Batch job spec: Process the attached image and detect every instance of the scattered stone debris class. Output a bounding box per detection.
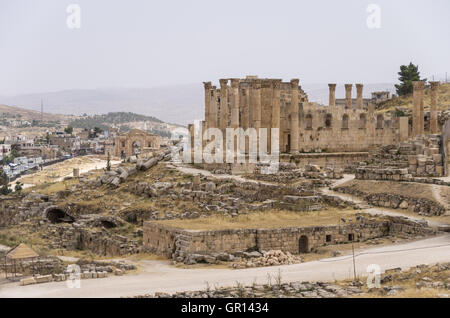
[231,250,303,269]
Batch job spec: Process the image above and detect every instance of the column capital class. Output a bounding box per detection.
[251,79,261,89]
[261,79,272,88]
[429,81,440,89]
[219,79,228,87]
[290,79,299,87]
[355,83,363,89]
[328,83,336,89]
[203,81,212,89]
[413,81,425,89]
[344,84,353,90]
[272,79,282,89]
[230,78,240,88]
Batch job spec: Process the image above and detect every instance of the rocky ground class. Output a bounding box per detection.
[136,262,450,298]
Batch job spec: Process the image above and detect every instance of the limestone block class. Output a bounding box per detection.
[429,148,440,155]
[399,201,409,209]
[436,166,443,176]
[408,156,418,165]
[432,154,442,164]
[35,275,53,284]
[417,158,426,167]
[20,277,37,286]
[425,165,435,173]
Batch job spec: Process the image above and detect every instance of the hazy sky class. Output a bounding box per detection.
[1,0,449,95]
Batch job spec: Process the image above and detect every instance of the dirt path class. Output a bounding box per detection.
[10,156,121,189]
[1,234,448,298]
[320,175,449,228]
[431,184,450,211]
[168,163,277,186]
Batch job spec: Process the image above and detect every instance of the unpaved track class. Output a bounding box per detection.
[0,234,449,298]
[322,175,449,228]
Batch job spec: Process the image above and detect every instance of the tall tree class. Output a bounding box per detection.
[394,62,426,96]
[64,126,73,134]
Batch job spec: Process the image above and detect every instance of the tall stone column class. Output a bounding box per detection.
[413,81,425,137]
[250,80,261,155]
[271,79,282,153]
[230,79,240,129]
[430,81,439,134]
[209,86,218,128]
[251,80,262,130]
[290,79,299,153]
[219,79,229,131]
[345,84,352,109]
[356,84,363,110]
[203,82,211,128]
[328,83,336,107]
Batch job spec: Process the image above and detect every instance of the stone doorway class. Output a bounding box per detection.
[286,134,291,153]
[299,235,309,253]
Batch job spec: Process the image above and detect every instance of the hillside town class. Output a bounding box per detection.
[0,112,172,185]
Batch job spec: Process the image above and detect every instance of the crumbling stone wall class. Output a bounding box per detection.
[143,216,434,259]
[335,186,446,216]
[356,135,445,179]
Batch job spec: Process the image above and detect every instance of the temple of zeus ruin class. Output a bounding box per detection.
[193,76,441,155]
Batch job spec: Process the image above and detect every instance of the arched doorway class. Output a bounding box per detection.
[299,235,309,253]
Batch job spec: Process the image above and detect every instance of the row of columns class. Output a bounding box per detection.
[203,78,300,154]
[328,83,364,109]
[413,81,440,137]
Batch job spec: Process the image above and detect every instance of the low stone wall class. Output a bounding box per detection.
[335,186,446,216]
[143,216,435,260]
[355,167,450,186]
[281,152,369,169]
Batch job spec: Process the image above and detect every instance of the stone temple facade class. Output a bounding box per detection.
[195,76,415,154]
[113,129,160,159]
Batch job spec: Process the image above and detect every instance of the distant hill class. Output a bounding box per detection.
[0,83,396,125]
[0,104,73,123]
[68,112,163,130]
[0,85,203,126]
[377,83,450,113]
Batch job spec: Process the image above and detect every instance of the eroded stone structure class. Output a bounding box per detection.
[143,216,435,260]
[113,129,160,158]
[199,76,410,154]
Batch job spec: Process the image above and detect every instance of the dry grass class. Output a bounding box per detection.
[378,82,450,113]
[0,224,50,254]
[155,208,363,231]
[17,155,117,187]
[337,179,435,201]
[352,268,450,298]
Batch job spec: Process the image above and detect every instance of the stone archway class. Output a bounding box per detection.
[44,206,75,224]
[299,235,309,253]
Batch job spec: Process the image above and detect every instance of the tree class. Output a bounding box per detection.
[64,126,73,134]
[14,182,23,193]
[0,168,11,195]
[394,62,426,96]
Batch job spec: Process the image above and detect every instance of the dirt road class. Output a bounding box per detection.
[1,234,449,298]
